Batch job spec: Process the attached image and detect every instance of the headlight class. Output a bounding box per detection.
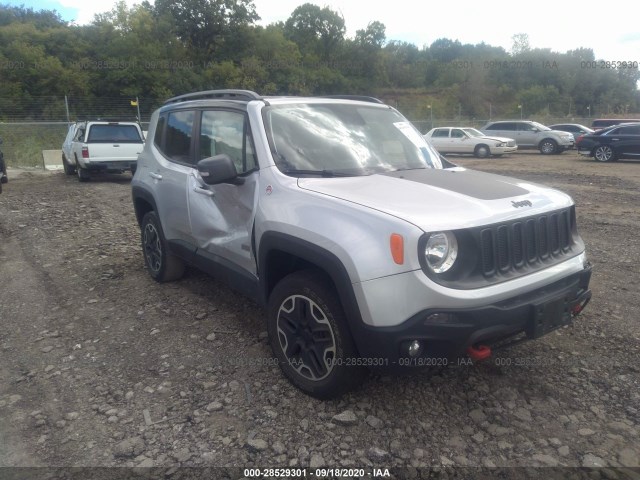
[424,231,458,273]
[496,142,505,147]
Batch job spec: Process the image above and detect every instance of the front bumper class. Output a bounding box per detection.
[350,265,591,367]
[493,145,518,155]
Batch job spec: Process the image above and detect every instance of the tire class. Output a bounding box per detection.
[474,144,490,158]
[539,139,558,155]
[62,154,76,175]
[593,145,615,162]
[267,270,365,399]
[140,211,185,282]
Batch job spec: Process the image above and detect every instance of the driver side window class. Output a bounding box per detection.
[199,110,257,174]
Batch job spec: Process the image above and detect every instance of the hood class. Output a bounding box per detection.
[550,129,575,137]
[480,135,515,143]
[298,167,573,232]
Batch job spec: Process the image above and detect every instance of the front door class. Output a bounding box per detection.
[187,109,259,276]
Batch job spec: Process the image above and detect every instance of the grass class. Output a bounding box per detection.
[0,123,69,168]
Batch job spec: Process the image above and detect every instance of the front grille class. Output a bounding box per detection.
[506,141,516,147]
[479,208,575,277]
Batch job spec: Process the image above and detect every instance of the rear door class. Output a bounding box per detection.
[427,128,450,151]
[150,110,195,244]
[485,122,516,142]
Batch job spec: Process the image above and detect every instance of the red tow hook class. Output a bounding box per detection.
[571,291,592,317]
[467,344,492,361]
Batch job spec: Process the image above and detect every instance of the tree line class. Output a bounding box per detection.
[1,0,639,122]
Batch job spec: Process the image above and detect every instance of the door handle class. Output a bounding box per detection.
[611,138,619,141]
[194,186,214,197]
[149,172,163,180]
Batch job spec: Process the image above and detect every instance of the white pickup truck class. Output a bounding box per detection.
[64,120,145,181]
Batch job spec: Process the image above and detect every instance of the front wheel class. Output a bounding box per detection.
[474,144,490,158]
[267,271,365,399]
[140,211,185,282]
[594,145,615,162]
[62,154,76,175]
[539,139,557,155]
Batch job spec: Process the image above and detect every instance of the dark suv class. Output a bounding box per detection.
[576,123,640,162]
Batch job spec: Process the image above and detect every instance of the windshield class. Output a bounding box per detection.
[462,128,484,137]
[532,122,551,131]
[263,103,443,176]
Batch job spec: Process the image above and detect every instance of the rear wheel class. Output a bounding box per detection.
[594,145,615,162]
[267,271,365,399]
[141,211,185,282]
[77,166,90,182]
[474,144,490,158]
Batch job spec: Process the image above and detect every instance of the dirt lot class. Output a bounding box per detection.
[0,151,639,478]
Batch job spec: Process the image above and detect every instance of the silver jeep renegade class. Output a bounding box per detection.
[132,90,592,399]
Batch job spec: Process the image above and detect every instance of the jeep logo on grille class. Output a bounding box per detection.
[512,200,532,208]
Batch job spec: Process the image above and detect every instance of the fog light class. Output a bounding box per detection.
[408,340,423,357]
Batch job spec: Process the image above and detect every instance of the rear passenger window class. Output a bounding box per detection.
[199,110,257,174]
[154,115,166,148]
[165,110,195,163]
[432,129,449,138]
[488,123,515,131]
[618,126,640,135]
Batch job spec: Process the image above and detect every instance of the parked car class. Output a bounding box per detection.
[132,90,591,399]
[62,122,80,175]
[548,123,594,142]
[576,123,640,162]
[591,118,640,131]
[67,120,145,181]
[0,137,7,193]
[424,127,517,158]
[481,120,574,154]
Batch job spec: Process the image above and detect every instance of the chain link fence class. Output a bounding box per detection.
[0,96,158,167]
[0,95,600,167]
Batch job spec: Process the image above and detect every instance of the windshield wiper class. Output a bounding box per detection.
[281,168,353,177]
[392,166,428,172]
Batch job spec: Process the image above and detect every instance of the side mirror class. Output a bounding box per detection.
[197,154,244,185]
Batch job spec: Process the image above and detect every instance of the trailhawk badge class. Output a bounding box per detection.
[512,200,533,208]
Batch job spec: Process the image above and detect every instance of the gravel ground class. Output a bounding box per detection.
[0,152,639,479]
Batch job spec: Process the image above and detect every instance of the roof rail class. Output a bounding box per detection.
[164,90,262,105]
[321,95,384,104]
[74,117,140,123]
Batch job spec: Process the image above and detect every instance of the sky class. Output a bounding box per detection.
[8,0,640,63]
